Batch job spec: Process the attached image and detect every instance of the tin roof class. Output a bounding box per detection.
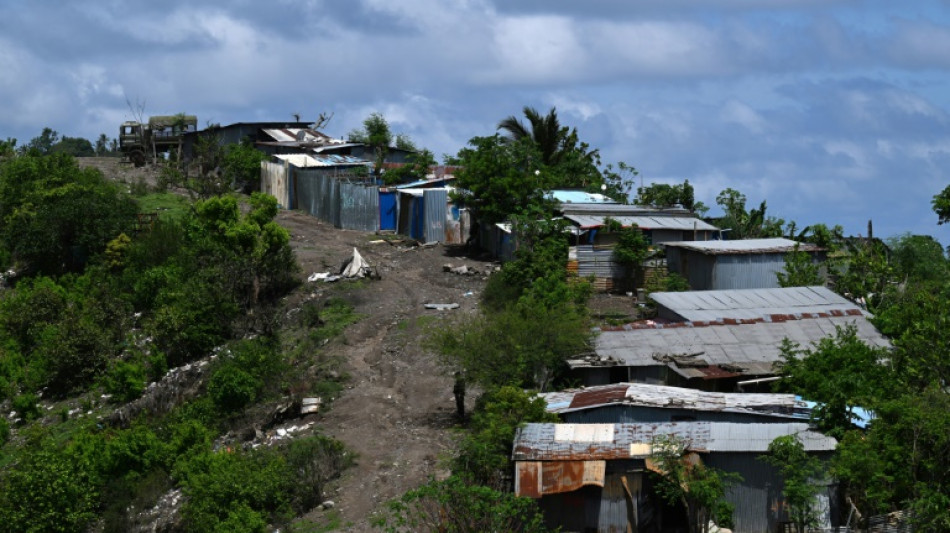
[549,190,618,204]
[572,313,890,376]
[261,128,341,144]
[564,213,720,231]
[540,383,808,419]
[664,238,822,255]
[512,422,836,460]
[273,153,368,168]
[650,286,865,322]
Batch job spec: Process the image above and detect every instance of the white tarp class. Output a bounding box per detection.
[340,248,372,278]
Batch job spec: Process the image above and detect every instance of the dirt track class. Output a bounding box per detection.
[276,210,493,531]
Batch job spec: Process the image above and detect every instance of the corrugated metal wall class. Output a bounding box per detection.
[423,189,447,243]
[339,182,379,232]
[294,168,341,227]
[667,248,716,291]
[260,161,290,208]
[706,453,780,533]
[713,254,786,290]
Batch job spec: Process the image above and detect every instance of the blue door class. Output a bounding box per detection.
[379,191,397,231]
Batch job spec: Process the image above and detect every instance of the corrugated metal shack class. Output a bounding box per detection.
[260,159,467,243]
[559,204,719,293]
[571,310,890,388]
[665,238,826,291]
[539,383,811,424]
[512,422,839,533]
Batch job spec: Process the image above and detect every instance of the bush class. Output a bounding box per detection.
[283,435,352,512]
[175,447,294,532]
[12,393,41,422]
[207,365,261,413]
[103,359,147,403]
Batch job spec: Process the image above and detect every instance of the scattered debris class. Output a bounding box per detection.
[443,263,478,276]
[308,272,338,282]
[340,248,377,279]
[424,303,460,310]
[301,397,322,415]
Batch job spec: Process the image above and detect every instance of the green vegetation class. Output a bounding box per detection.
[648,434,739,533]
[762,435,827,533]
[777,243,824,287]
[0,151,353,530]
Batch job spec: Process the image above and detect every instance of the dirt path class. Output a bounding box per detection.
[276,210,492,531]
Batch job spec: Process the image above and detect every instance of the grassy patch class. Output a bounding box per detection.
[136,192,191,220]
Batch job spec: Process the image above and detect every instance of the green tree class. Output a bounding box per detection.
[51,136,95,157]
[348,112,393,180]
[610,220,650,290]
[636,180,704,212]
[775,326,892,438]
[714,188,786,239]
[379,148,436,186]
[453,386,558,487]
[452,135,550,225]
[777,244,824,287]
[222,138,267,193]
[648,434,739,533]
[762,435,827,532]
[0,441,101,532]
[498,106,579,167]
[0,153,137,275]
[887,233,948,284]
[24,127,59,155]
[931,184,950,224]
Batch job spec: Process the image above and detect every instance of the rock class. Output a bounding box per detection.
[321,500,335,510]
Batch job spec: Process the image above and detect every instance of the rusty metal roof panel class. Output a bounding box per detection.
[651,286,866,322]
[664,238,822,255]
[513,422,836,461]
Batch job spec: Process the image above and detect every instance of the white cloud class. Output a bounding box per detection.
[720,100,766,133]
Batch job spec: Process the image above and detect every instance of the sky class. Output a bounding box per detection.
[3,0,950,243]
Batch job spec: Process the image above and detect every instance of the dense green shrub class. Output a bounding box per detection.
[0,442,101,532]
[207,365,260,413]
[174,447,294,532]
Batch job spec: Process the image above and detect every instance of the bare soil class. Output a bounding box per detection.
[276,210,494,531]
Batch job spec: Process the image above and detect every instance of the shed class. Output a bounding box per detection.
[560,203,719,246]
[539,383,811,424]
[571,311,890,388]
[512,422,839,533]
[664,238,825,290]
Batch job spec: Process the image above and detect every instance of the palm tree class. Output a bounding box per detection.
[497,106,569,166]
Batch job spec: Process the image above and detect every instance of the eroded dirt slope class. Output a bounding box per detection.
[277,210,494,531]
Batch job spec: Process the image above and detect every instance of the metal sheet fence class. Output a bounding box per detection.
[423,189,447,243]
[339,182,379,232]
[294,168,341,227]
[260,161,290,208]
[260,164,456,241]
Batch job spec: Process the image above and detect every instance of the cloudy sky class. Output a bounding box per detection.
[3,0,950,242]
